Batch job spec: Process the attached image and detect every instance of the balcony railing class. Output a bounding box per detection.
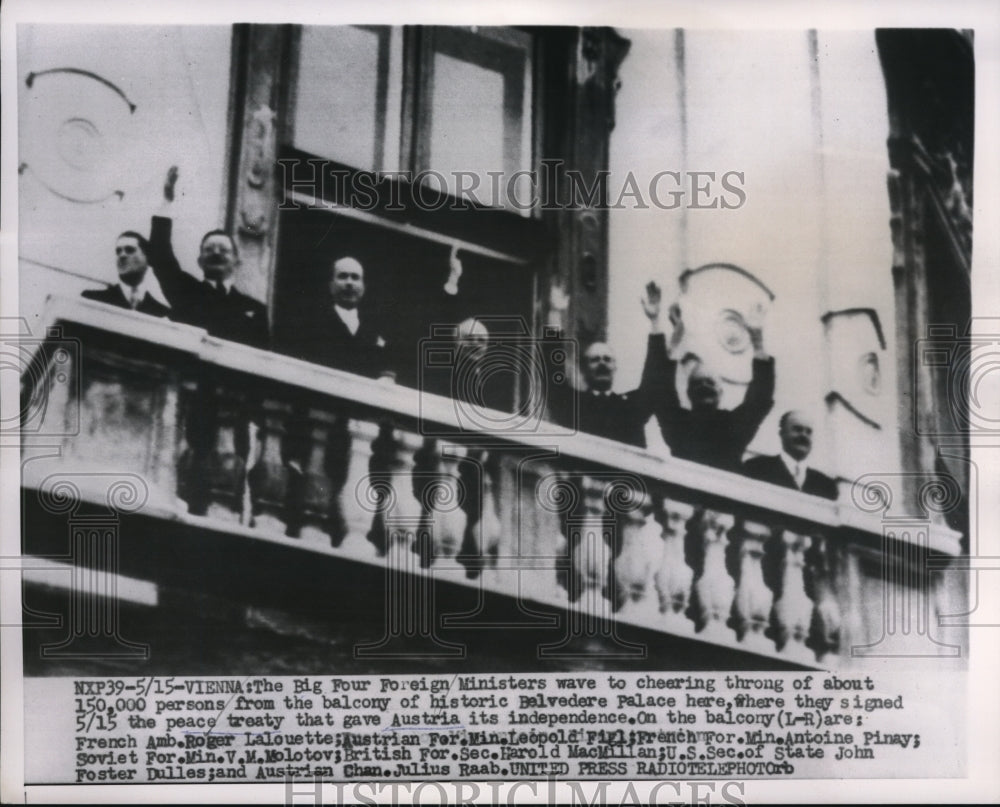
[19,296,965,669]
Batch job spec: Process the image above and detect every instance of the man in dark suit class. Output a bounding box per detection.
[742,410,839,499]
[644,282,775,472]
[293,256,392,379]
[145,168,269,349]
[147,222,269,349]
[541,282,668,448]
[546,338,657,449]
[81,231,170,317]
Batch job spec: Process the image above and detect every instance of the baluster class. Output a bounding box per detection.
[418,442,468,568]
[519,463,568,602]
[175,379,199,510]
[445,447,503,580]
[291,408,338,544]
[202,386,247,522]
[367,426,424,557]
[688,508,735,639]
[654,498,696,631]
[443,450,557,632]
[247,399,291,534]
[151,380,180,500]
[806,533,842,663]
[540,474,644,658]
[474,451,503,578]
[572,475,612,611]
[355,427,462,660]
[768,529,815,662]
[613,491,661,619]
[337,419,379,556]
[730,520,774,650]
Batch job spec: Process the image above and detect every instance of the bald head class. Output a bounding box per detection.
[583,342,617,393]
[779,410,814,461]
[456,317,489,363]
[330,257,365,309]
[457,317,489,342]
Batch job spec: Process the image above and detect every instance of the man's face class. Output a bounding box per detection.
[687,365,721,411]
[583,343,616,393]
[330,259,365,309]
[457,318,489,365]
[115,236,148,285]
[198,234,238,282]
[780,411,814,461]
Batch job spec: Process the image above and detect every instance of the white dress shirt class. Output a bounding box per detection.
[118,274,158,309]
[206,277,235,295]
[334,304,360,336]
[780,450,808,489]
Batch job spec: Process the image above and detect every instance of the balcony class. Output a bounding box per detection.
[18,296,965,673]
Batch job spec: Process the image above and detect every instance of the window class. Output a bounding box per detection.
[291,25,402,172]
[288,25,536,212]
[275,25,546,390]
[415,27,535,210]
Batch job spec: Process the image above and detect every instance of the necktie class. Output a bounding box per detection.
[794,463,805,489]
[129,289,141,309]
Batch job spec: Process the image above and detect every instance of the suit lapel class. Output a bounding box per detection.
[109,286,130,308]
[802,468,824,495]
[355,314,380,347]
[328,310,355,342]
[771,455,798,488]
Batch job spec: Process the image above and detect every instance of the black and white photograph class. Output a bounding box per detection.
[2,0,998,803]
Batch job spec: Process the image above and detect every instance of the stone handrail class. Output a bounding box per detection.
[20,296,965,669]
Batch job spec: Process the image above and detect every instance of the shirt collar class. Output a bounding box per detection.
[118,273,154,305]
[780,450,808,481]
[206,277,235,294]
[334,304,360,333]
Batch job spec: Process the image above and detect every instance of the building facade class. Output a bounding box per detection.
[17,25,970,674]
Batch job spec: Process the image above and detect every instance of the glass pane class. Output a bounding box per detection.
[293,25,399,172]
[423,27,533,211]
[429,53,506,194]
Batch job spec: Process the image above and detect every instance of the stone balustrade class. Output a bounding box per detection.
[19,296,966,668]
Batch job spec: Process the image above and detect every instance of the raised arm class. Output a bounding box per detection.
[438,244,467,327]
[147,167,202,304]
[637,281,681,412]
[732,320,775,441]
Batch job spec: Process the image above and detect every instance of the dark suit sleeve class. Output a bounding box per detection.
[148,215,202,307]
[641,333,679,408]
[641,333,681,444]
[630,333,670,420]
[814,471,840,501]
[248,299,271,351]
[741,455,770,483]
[732,357,775,444]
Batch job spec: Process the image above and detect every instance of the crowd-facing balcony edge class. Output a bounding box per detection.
[19,296,966,670]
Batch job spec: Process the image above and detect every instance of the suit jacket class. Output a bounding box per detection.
[742,454,839,500]
[148,216,270,350]
[545,333,658,448]
[415,287,518,412]
[646,334,775,472]
[81,284,171,318]
[293,307,390,380]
